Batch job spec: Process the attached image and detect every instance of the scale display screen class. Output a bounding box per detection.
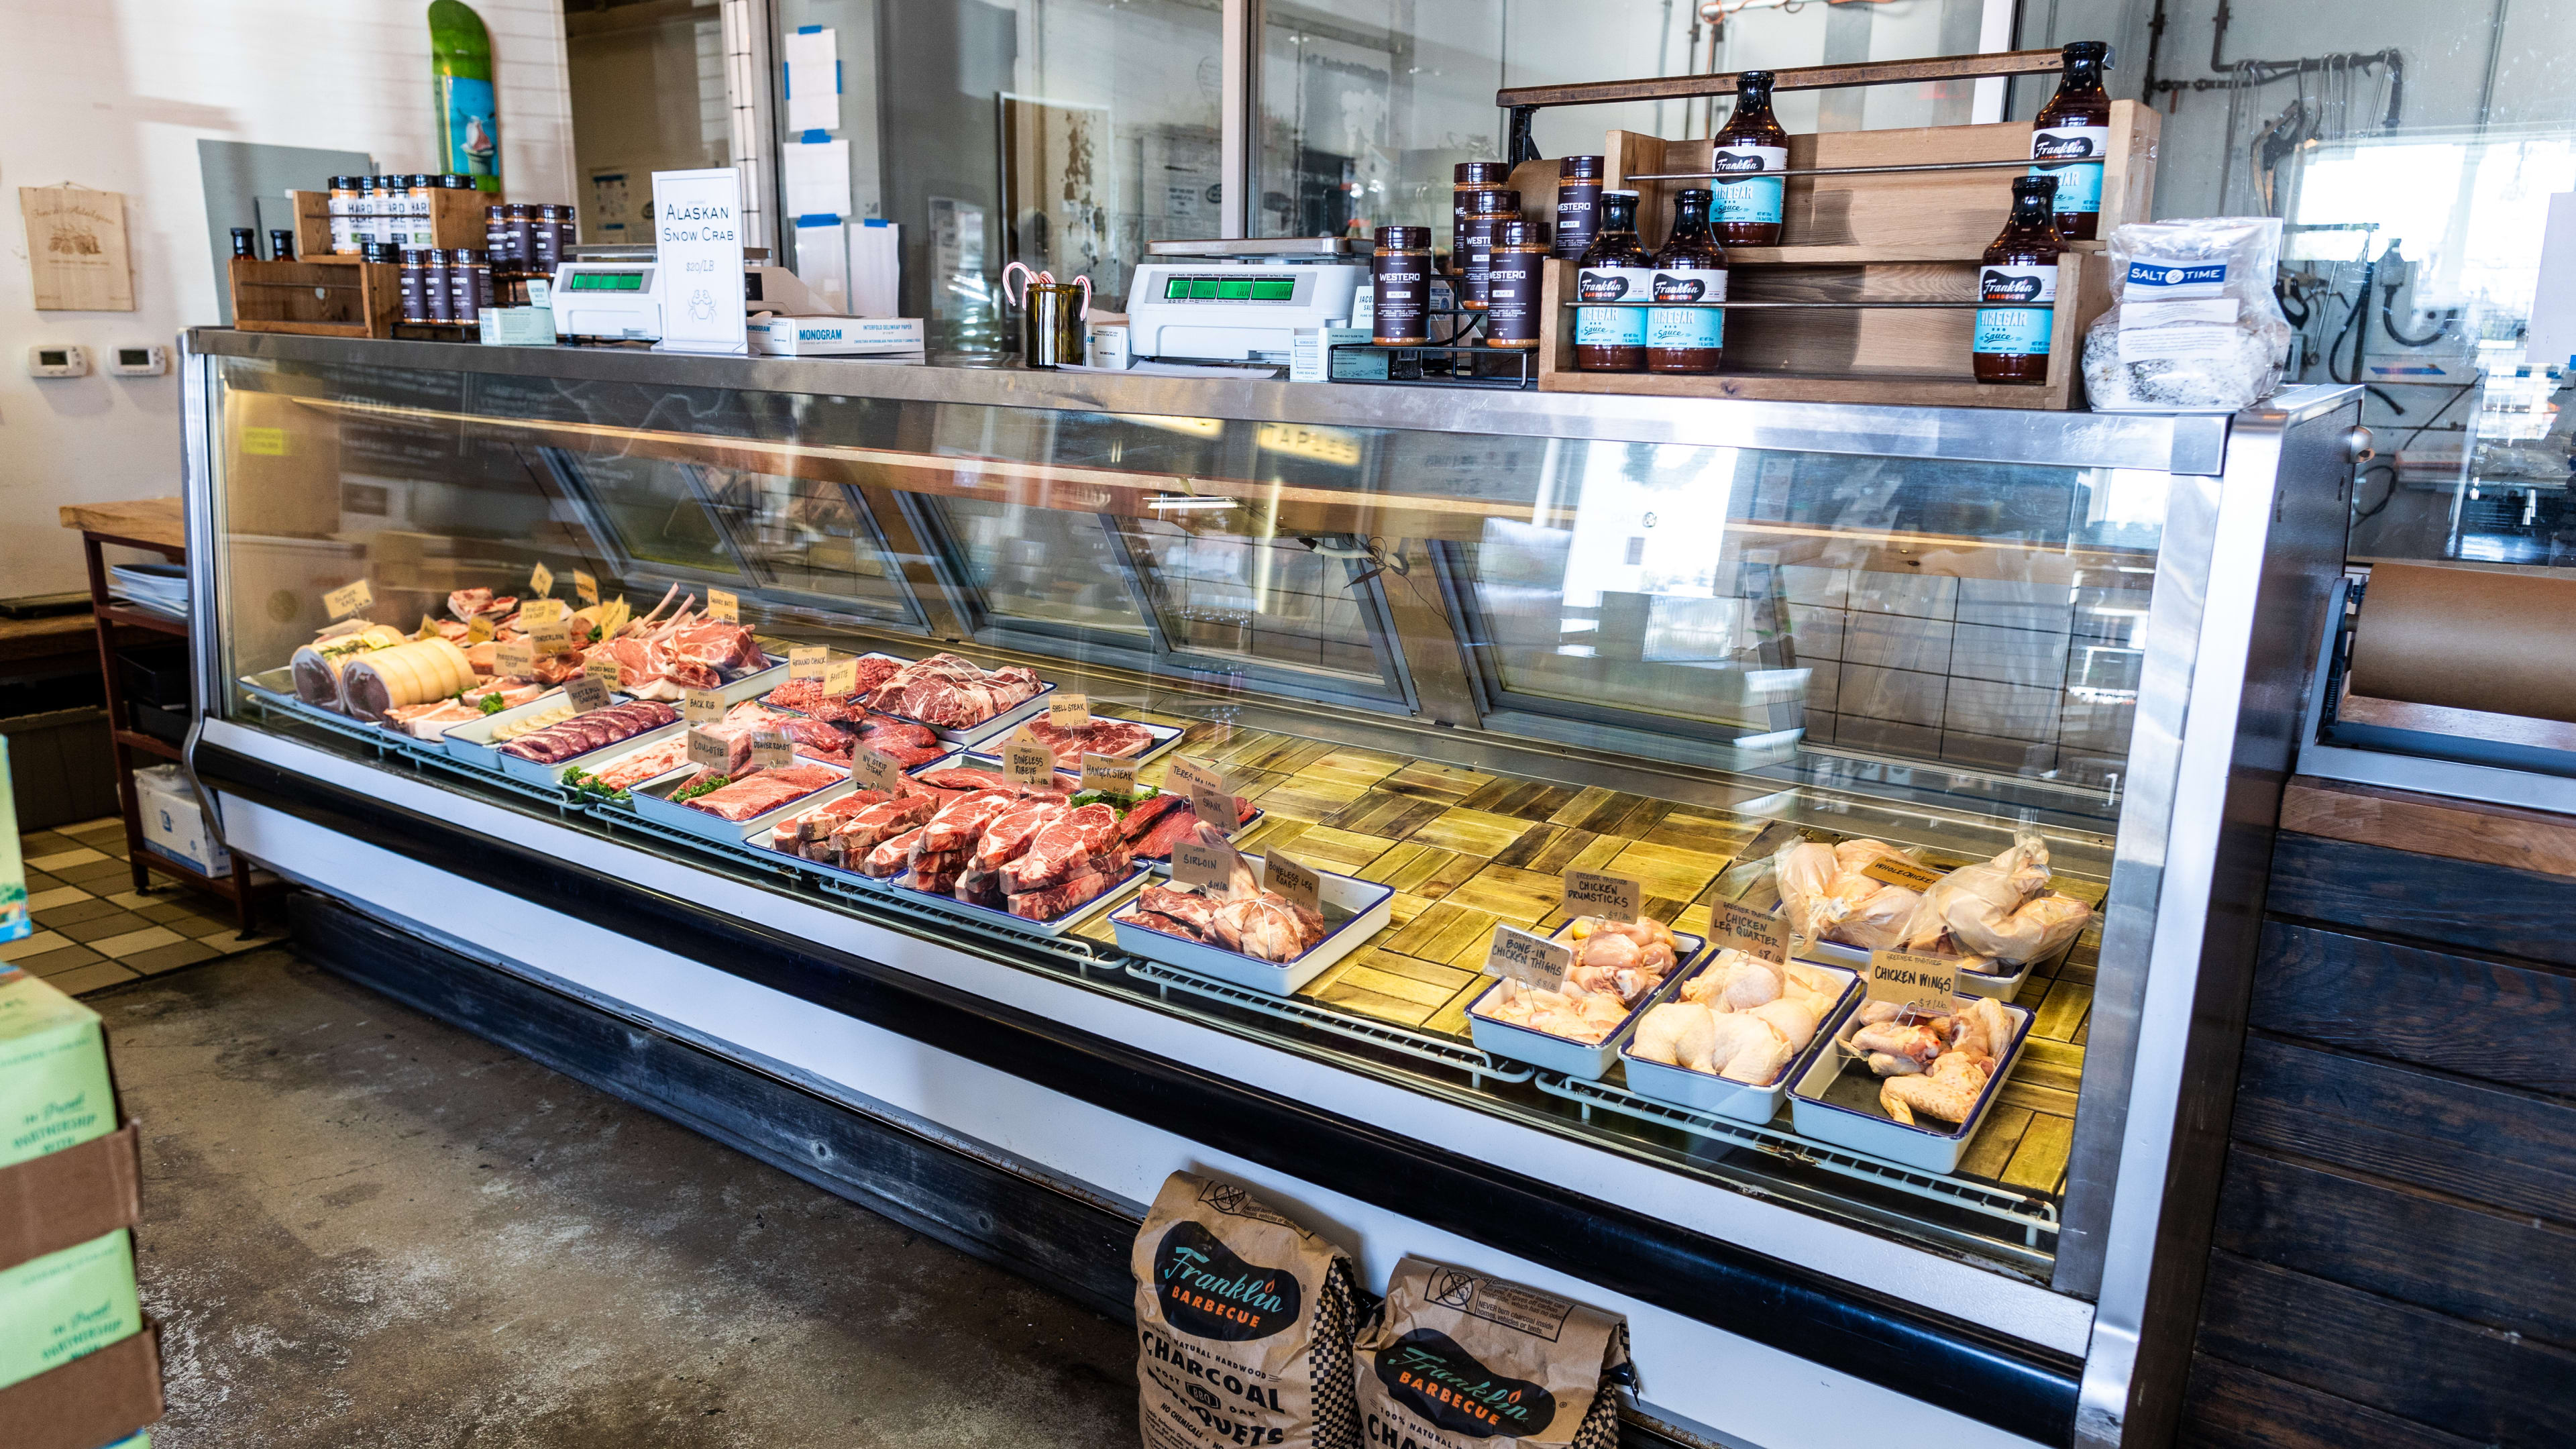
[1160,274,1299,303]
[566,270,648,292]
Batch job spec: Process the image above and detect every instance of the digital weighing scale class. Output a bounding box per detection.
[550,246,832,343]
[1126,237,1368,365]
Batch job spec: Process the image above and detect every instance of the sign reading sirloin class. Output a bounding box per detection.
[1171,833,1243,893]
[651,167,749,355]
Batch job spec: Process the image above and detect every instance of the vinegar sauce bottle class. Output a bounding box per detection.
[1646,189,1728,374]
[1574,189,1652,371]
[2030,42,2113,241]
[1710,70,1789,246]
[1972,177,2065,386]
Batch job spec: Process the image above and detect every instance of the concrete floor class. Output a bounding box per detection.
[97,949,1140,1447]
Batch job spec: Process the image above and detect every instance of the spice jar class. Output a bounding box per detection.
[1456,187,1519,311]
[484,205,511,274]
[398,249,428,323]
[1372,225,1432,346]
[328,176,359,255]
[425,250,455,323]
[1484,220,1549,350]
[1554,155,1606,260]
[1452,161,1510,264]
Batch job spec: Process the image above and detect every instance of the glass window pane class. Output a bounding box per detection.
[935,496,1153,637]
[1117,521,1389,682]
[696,469,919,625]
[557,455,739,577]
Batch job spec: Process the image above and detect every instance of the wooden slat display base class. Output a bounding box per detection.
[1068,716,2092,1197]
[1534,255,2107,410]
[289,185,494,262]
[228,258,400,338]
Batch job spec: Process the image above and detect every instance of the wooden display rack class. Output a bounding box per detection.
[227,258,401,338]
[287,186,494,262]
[1496,51,2156,410]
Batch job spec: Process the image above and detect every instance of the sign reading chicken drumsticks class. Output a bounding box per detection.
[1560,869,1642,923]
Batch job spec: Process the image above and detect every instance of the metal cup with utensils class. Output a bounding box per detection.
[1004,261,1091,368]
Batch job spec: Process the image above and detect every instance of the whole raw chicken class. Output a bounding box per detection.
[1772,838,1925,951]
[1901,833,2092,966]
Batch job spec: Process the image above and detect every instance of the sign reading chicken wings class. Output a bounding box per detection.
[1865,947,1959,1014]
[1560,869,1642,923]
[1483,924,1572,991]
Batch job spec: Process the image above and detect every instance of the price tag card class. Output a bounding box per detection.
[1002,731,1056,790]
[686,727,732,773]
[1866,948,1960,1014]
[323,579,374,621]
[564,674,612,714]
[822,657,859,696]
[415,614,441,641]
[682,687,727,727]
[1079,753,1138,796]
[582,655,623,690]
[1048,693,1091,729]
[1560,869,1643,923]
[1483,924,1573,990]
[1165,756,1235,828]
[527,616,572,654]
[1715,902,1790,963]
[529,561,554,598]
[574,569,599,606]
[850,747,904,794]
[706,587,740,624]
[750,729,795,770]
[788,645,829,681]
[519,598,567,625]
[1171,832,1243,893]
[1860,853,1946,891]
[1263,853,1322,914]
[466,615,496,644]
[494,639,535,680]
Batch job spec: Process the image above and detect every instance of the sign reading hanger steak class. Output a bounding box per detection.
[1132,1171,1361,1449]
[1356,1257,1629,1448]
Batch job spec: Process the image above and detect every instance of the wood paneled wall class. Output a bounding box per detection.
[2178,780,2576,1448]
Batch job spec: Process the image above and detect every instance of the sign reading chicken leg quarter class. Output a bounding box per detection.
[1263,853,1322,914]
[1560,869,1642,922]
[1715,901,1790,963]
[1866,947,1959,1014]
[1483,924,1572,990]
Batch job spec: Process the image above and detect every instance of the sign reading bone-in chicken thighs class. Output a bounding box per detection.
[1483,924,1572,991]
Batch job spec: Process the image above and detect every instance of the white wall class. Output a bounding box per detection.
[0,0,573,596]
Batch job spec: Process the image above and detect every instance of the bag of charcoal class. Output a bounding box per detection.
[1356,1257,1632,1448]
[1133,1171,1362,1449]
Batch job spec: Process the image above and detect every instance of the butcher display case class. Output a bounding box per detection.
[176,327,2361,1449]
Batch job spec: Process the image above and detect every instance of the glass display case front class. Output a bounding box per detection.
[182,335,2302,1307]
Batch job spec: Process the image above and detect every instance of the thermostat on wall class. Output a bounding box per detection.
[109,345,168,376]
[29,345,89,378]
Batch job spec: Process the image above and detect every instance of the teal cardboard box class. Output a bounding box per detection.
[0,969,115,1171]
[0,1228,142,1391]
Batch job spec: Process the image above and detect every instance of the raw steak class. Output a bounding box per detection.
[916,766,1018,794]
[1132,794,1258,859]
[1132,883,1221,936]
[920,791,1017,853]
[833,794,938,858]
[865,652,1046,731]
[1118,794,1187,842]
[590,736,697,790]
[999,804,1122,894]
[860,826,927,877]
[1007,869,1114,921]
[684,764,839,821]
[498,702,678,764]
[1022,717,1157,765]
[973,798,1070,871]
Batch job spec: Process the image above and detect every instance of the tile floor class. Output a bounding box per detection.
[7,816,283,994]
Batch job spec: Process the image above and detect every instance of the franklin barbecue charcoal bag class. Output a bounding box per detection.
[1356,1257,1631,1448]
[1133,1171,1361,1449]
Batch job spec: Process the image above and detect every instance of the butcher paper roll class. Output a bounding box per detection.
[2349,562,2576,724]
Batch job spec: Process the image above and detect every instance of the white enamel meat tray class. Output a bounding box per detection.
[1110,857,1396,996]
[826,652,1060,749]
[631,755,855,845]
[1465,922,1709,1081]
[441,691,594,772]
[1787,998,2035,1175]
[448,663,784,782]
[1615,959,1862,1124]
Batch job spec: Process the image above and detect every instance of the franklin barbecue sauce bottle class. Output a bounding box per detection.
[1574,190,1652,371]
[2031,42,2113,241]
[1711,70,1790,246]
[1972,177,2065,385]
[1647,189,1728,374]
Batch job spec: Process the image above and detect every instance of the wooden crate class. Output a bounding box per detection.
[1533,254,2109,410]
[228,257,401,337]
[1601,99,2157,258]
[289,186,495,262]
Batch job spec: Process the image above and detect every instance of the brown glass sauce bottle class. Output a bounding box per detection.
[1710,70,1789,246]
[2031,42,2113,241]
[1574,189,1652,371]
[1646,189,1728,374]
[1972,176,2065,385]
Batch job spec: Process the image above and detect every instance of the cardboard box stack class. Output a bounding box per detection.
[0,968,164,1449]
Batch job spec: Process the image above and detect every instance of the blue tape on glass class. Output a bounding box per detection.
[796,214,842,228]
[801,129,830,146]
[797,23,820,32]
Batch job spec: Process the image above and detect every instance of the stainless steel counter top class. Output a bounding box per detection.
[184,326,2257,475]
